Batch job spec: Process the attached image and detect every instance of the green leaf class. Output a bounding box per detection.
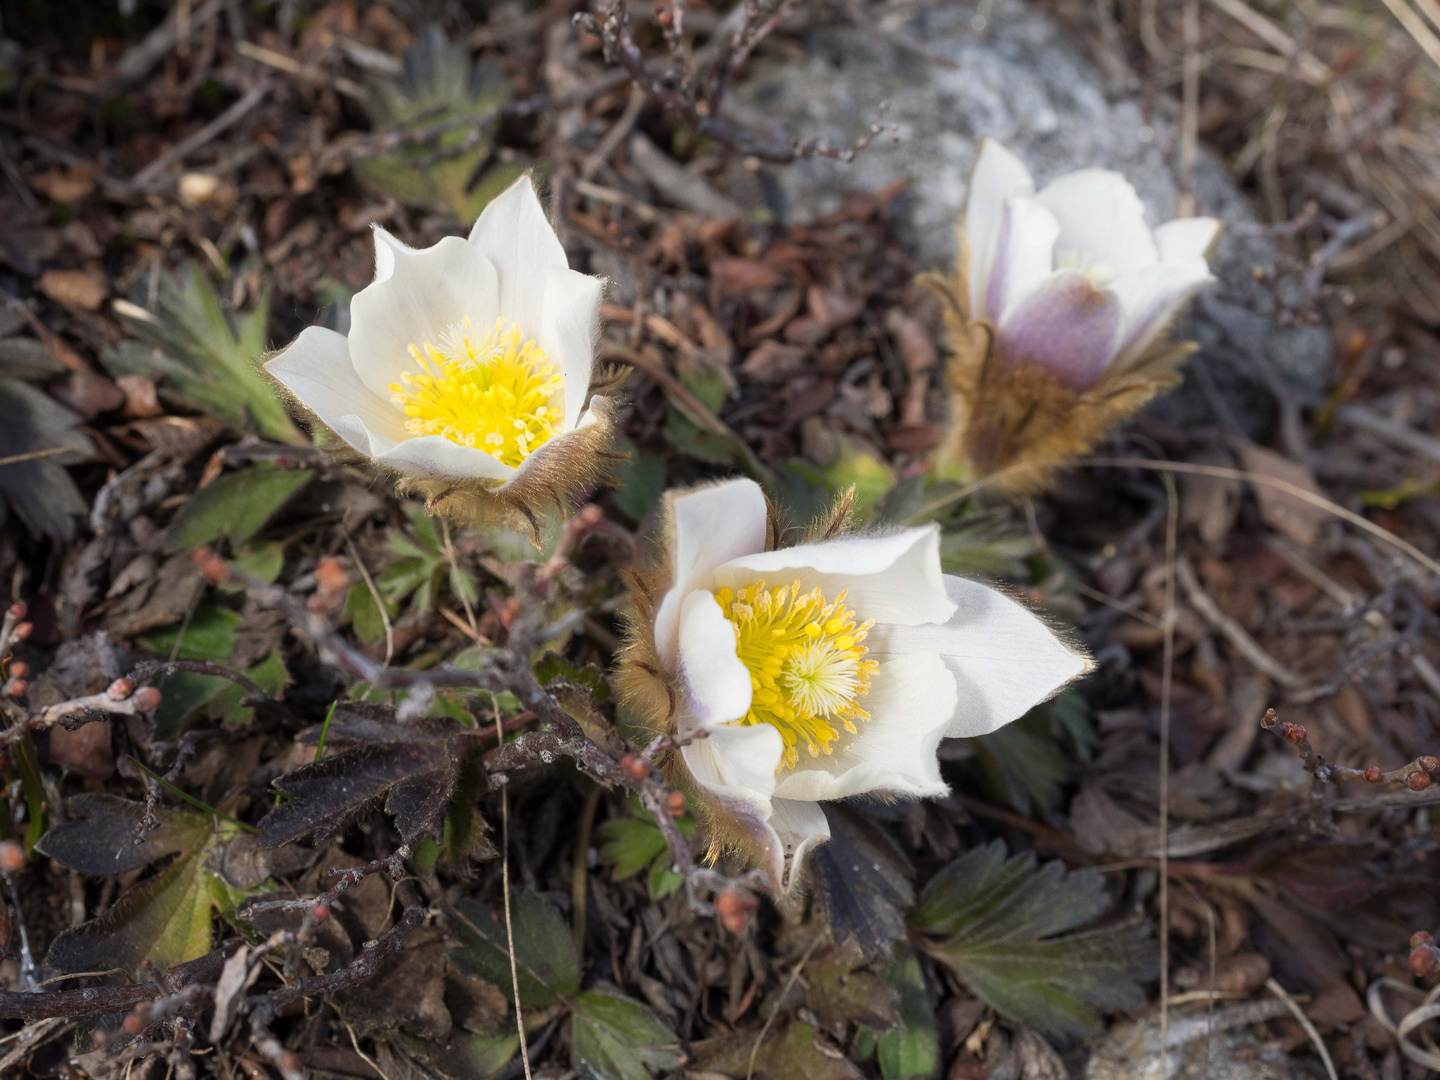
[910,841,1152,1038]
[571,988,683,1080]
[534,656,609,701]
[355,27,520,222]
[345,581,396,644]
[598,798,697,899]
[207,647,288,727]
[801,947,900,1032]
[448,892,580,1008]
[875,945,939,1080]
[166,464,313,551]
[45,821,239,976]
[425,1030,522,1080]
[137,605,242,663]
[774,437,896,525]
[226,540,286,586]
[610,441,666,524]
[665,368,737,466]
[104,263,303,443]
[693,1019,864,1080]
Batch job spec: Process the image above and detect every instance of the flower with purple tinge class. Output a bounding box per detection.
[935,139,1221,492]
[966,138,1220,391]
[615,478,1089,891]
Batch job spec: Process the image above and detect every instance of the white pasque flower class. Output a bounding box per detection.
[265,175,603,484]
[966,138,1221,390]
[653,478,1088,889]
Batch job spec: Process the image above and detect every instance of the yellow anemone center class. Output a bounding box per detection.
[388,316,564,467]
[715,580,878,770]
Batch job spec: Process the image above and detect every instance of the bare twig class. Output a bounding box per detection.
[1260,708,1440,789]
[1176,557,1310,690]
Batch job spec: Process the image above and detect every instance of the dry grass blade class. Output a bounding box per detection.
[1158,470,1177,1077]
[1268,978,1339,1080]
[496,697,532,1080]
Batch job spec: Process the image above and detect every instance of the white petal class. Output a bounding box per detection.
[713,526,955,627]
[1154,217,1221,262]
[771,650,955,801]
[654,480,769,669]
[682,724,781,808]
[996,270,1122,390]
[868,575,1090,739]
[1110,258,1214,371]
[965,138,1036,320]
[1035,169,1157,278]
[372,434,515,482]
[468,174,568,339]
[985,195,1059,324]
[678,591,751,730]
[769,799,831,892]
[538,267,601,434]
[265,326,408,457]
[349,232,500,399]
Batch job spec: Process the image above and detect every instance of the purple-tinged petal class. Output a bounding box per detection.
[983,195,1059,325]
[996,270,1122,390]
[965,139,1037,320]
[1109,258,1213,371]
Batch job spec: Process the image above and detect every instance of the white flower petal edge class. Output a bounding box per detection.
[966,138,1036,320]
[468,174,569,339]
[712,526,955,627]
[653,479,769,669]
[869,575,1091,739]
[267,326,410,457]
[678,591,753,730]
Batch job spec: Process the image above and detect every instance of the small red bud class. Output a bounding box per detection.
[1421,756,1439,774]
[6,680,26,698]
[666,790,686,817]
[280,1052,302,1074]
[107,677,135,700]
[1409,771,1431,792]
[0,840,24,873]
[1282,722,1307,745]
[139,958,153,971]
[11,623,31,642]
[1365,765,1383,782]
[620,754,649,780]
[715,890,757,933]
[131,687,162,711]
[313,904,330,922]
[6,602,25,621]
[6,661,26,680]
[1411,945,1440,979]
[1259,708,1278,729]
[122,1013,145,1035]
[1411,931,1434,950]
[314,556,349,596]
[191,547,229,584]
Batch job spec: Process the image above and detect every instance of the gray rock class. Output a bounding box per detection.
[730,0,1331,432]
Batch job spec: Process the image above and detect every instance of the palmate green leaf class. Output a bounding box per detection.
[571,988,683,1080]
[104,263,303,444]
[597,798,697,899]
[356,26,522,222]
[448,892,581,1009]
[166,464,313,551]
[774,436,896,525]
[910,841,1152,1038]
[45,820,245,976]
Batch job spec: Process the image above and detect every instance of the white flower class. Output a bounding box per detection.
[265,175,604,485]
[966,138,1220,390]
[647,478,1088,890]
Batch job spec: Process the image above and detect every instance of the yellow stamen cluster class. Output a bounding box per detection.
[715,580,878,770]
[388,316,564,467]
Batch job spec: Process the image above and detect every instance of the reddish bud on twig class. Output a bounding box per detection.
[666,790,686,817]
[1411,931,1434,950]
[620,754,649,779]
[1411,943,1440,979]
[140,958,152,970]
[191,547,229,584]
[657,9,673,25]
[280,1052,302,1074]
[1259,708,1278,729]
[11,623,31,642]
[1280,722,1307,744]
[313,904,330,921]
[6,602,24,621]
[132,687,162,711]
[0,841,24,873]
[6,661,26,680]
[1365,765,1383,782]
[5,680,25,698]
[716,890,757,933]
[1408,771,1431,792]
[106,677,135,700]
[314,557,349,596]
[1421,756,1439,774]
[122,1012,145,1035]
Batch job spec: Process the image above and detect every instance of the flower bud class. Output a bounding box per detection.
[1365,765,1383,782]
[1411,931,1434,950]
[1281,722,1307,745]
[666,791,686,817]
[11,623,31,642]
[1411,944,1440,979]
[1409,771,1431,792]
[313,904,330,922]
[0,840,23,873]
[106,677,135,701]
[6,602,24,621]
[122,1013,146,1035]
[1421,756,1439,774]
[620,754,650,780]
[132,687,163,711]
[6,662,26,681]
[716,890,757,933]
[191,547,229,584]
[5,680,26,698]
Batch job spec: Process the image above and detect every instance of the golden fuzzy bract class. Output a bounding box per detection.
[612,485,853,876]
[930,228,1196,496]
